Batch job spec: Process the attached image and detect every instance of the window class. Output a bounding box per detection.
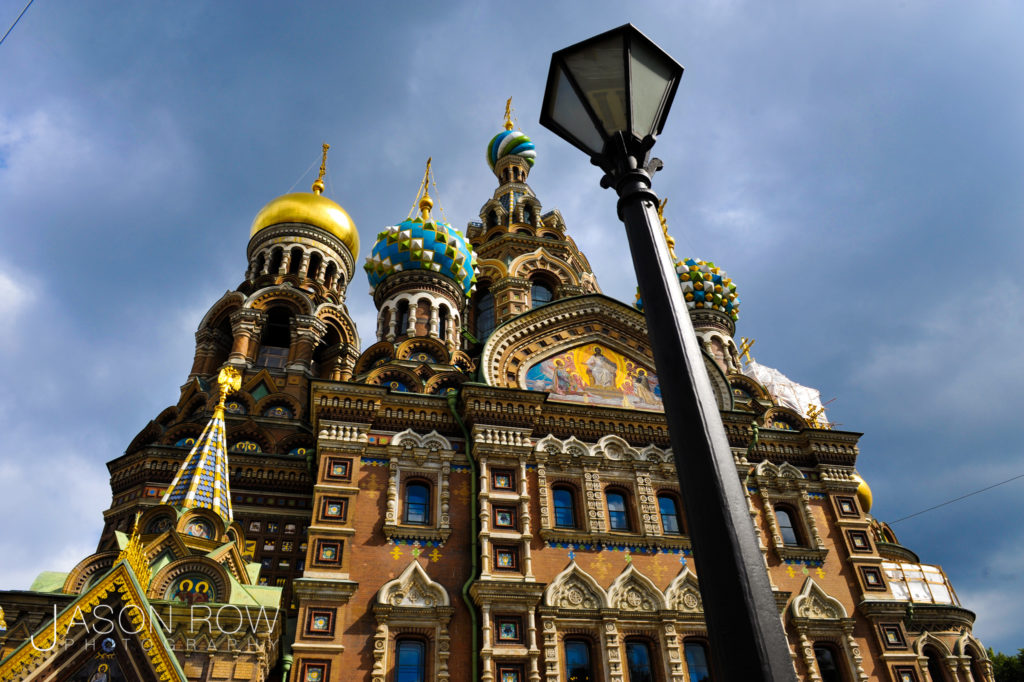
[491,469,515,491]
[396,300,410,336]
[494,545,519,571]
[493,505,517,530]
[552,486,576,529]
[814,644,845,682]
[475,289,495,339]
[395,639,426,682]
[523,205,534,224]
[774,505,802,546]
[531,281,553,308]
[684,641,712,682]
[606,491,631,531]
[924,648,950,682]
[405,482,430,525]
[495,616,523,644]
[438,305,449,341]
[625,640,655,682]
[564,639,594,682]
[658,494,682,534]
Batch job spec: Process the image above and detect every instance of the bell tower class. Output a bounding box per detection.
[465,100,600,342]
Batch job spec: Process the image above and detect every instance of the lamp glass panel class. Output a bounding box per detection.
[629,38,676,137]
[549,66,605,156]
[563,34,628,137]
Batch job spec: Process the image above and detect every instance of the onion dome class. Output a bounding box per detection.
[364,190,479,298]
[634,258,740,322]
[853,473,873,513]
[678,258,739,321]
[487,129,536,171]
[250,144,359,255]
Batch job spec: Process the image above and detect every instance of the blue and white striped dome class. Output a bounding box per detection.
[487,129,536,171]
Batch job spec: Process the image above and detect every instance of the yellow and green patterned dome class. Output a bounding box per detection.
[364,194,479,298]
[635,258,740,322]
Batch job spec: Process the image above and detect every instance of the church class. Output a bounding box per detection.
[0,106,993,682]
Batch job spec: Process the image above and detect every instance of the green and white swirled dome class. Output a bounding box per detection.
[487,128,536,171]
[364,194,479,298]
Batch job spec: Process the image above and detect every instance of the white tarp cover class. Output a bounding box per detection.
[742,360,829,425]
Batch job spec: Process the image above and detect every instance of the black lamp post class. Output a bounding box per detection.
[541,25,797,681]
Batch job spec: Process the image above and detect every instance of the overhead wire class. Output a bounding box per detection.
[0,0,34,48]
[286,154,321,193]
[890,471,1024,524]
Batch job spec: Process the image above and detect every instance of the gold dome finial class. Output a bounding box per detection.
[504,97,514,131]
[418,157,434,220]
[657,197,679,263]
[312,142,330,195]
[215,366,242,415]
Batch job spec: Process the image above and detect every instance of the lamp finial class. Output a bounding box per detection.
[504,97,514,131]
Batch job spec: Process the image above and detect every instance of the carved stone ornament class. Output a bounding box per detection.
[377,560,449,608]
[607,564,665,612]
[790,578,847,621]
[544,561,607,610]
[665,567,704,613]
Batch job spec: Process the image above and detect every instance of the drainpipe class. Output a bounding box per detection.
[447,389,480,682]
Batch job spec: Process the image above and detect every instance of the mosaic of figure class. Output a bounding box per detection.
[525,343,662,411]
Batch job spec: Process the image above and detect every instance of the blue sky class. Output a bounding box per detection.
[1,0,1022,654]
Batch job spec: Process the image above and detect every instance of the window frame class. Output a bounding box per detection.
[563,637,596,682]
[624,637,657,682]
[773,504,804,547]
[812,642,848,682]
[605,488,633,532]
[551,484,578,529]
[394,637,428,682]
[683,639,713,682]
[404,480,432,526]
[657,493,683,535]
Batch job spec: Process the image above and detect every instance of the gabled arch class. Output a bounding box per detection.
[592,434,641,461]
[377,560,450,607]
[396,336,451,364]
[639,444,672,464]
[392,429,453,453]
[607,564,665,612]
[789,578,848,621]
[353,340,397,376]
[365,366,423,393]
[314,304,360,349]
[424,372,466,395]
[226,419,274,453]
[508,247,581,287]
[544,561,607,610]
[244,284,314,315]
[63,551,118,594]
[176,509,228,542]
[913,632,953,658]
[754,460,806,482]
[149,556,232,605]
[197,290,246,331]
[253,392,303,420]
[763,406,806,431]
[665,566,703,613]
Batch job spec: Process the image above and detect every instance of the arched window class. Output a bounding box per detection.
[523,205,534,225]
[606,490,631,531]
[307,252,322,281]
[924,647,950,682]
[438,305,449,341]
[257,306,293,369]
[288,246,303,275]
[813,643,846,682]
[552,486,576,529]
[625,639,655,682]
[658,494,682,534]
[487,210,498,228]
[269,247,283,274]
[404,482,430,525]
[531,281,553,309]
[396,300,411,336]
[395,638,426,682]
[475,288,495,340]
[564,639,594,682]
[254,252,266,276]
[774,505,803,546]
[324,262,337,288]
[684,641,712,682]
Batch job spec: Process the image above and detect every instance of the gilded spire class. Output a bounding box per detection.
[418,158,434,221]
[160,366,241,523]
[312,142,330,195]
[504,97,514,131]
[657,198,679,263]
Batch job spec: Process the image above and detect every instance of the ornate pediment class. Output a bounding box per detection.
[607,565,665,612]
[544,561,606,610]
[377,560,450,608]
[790,578,847,621]
[665,567,703,613]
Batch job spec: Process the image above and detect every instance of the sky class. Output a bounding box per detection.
[1,0,1022,654]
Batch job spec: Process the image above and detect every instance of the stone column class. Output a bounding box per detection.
[287,315,327,373]
[228,309,266,366]
[429,304,440,338]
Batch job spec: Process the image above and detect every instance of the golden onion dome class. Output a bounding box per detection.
[250,191,359,256]
[249,143,359,256]
[852,473,873,513]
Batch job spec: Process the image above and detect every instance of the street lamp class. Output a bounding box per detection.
[541,25,797,682]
